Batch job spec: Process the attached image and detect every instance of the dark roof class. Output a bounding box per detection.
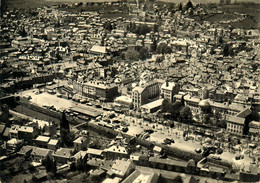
[183,175,198,183]
[3,127,10,137]
[53,148,74,158]
[71,105,103,117]
[236,108,252,118]
[17,145,35,155]
[0,124,6,134]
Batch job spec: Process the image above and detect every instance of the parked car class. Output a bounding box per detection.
[202,149,211,157]
[166,138,175,143]
[216,148,223,154]
[235,155,244,160]
[164,138,171,145]
[195,148,202,153]
[122,127,128,133]
[211,156,221,160]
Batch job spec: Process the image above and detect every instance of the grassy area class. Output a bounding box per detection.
[202,4,260,29]
[3,0,120,9]
[222,4,260,28]
[3,0,57,9]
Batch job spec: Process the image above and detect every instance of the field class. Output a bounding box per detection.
[202,4,260,29]
[222,4,260,26]
[2,0,119,9]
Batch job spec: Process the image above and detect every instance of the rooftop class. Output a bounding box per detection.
[161,81,176,90]
[31,147,51,157]
[149,157,187,168]
[108,159,133,177]
[90,45,107,54]
[73,136,87,144]
[104,145,128,155]
[18,126,34,133]
[122,170,159,183]
[48,139,59,146]
[53,148,74,158]
[35,135,50,142]
[141,99,164,110]
[86,148,103,156]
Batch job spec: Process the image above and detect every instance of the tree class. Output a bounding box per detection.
[139,46,149,60]
[185,0,194,11]
[223,45,229,56]
[19,27,27,37]
[124,49,140,61]
[42,156,57,173]
[180,106,192,123]
[103,21,113,31]
[170,101,183,120]
[216,120,227,128]
[161,99,171,113]
[1,104,9,126]
[218,36,223,45]
[210,48,215,55]
[60,111,72,147]
[156,43,172,54]
[178,3,183,11]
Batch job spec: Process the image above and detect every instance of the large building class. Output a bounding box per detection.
[132,80,160,109]
[161,81,180,102]
[73,80,118,101]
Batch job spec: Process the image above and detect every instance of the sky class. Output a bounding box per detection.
[159,0,260,4]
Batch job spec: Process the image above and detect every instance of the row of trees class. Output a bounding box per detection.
[161,99,228,129]
[127,23,151,36]
[123,46,151,61]
[122,42,173,61]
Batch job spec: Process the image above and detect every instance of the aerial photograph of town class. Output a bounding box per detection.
[0,0,259,182]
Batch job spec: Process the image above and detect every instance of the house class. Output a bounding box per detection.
[161,81,180,102]
[6,138,23,153]
[226,116,245,136]
[17,145,35,157]
[132,80,160,109]
[122,170,159,183]
[42,121,56,137]
[87,158,114,171]
[73,136,88,151]
[149,157,188,172]
[73,80,118,101]
[226,108,252,136]
[248,121,260,142]
[89,45,107,55]
[107,159,135,178]
[153,146,162,154]
[71,150,88,166]
[31,147,52,163]
[34,135,50,148]
[103,145,129,160]
[86,148,103,158]
[141,99,164,113]
[47,139,60,150]
[53,148,75,164]
[18,125,39,144]
[8,124,20,139]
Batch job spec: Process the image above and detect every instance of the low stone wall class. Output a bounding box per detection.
[18,100,62,120]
